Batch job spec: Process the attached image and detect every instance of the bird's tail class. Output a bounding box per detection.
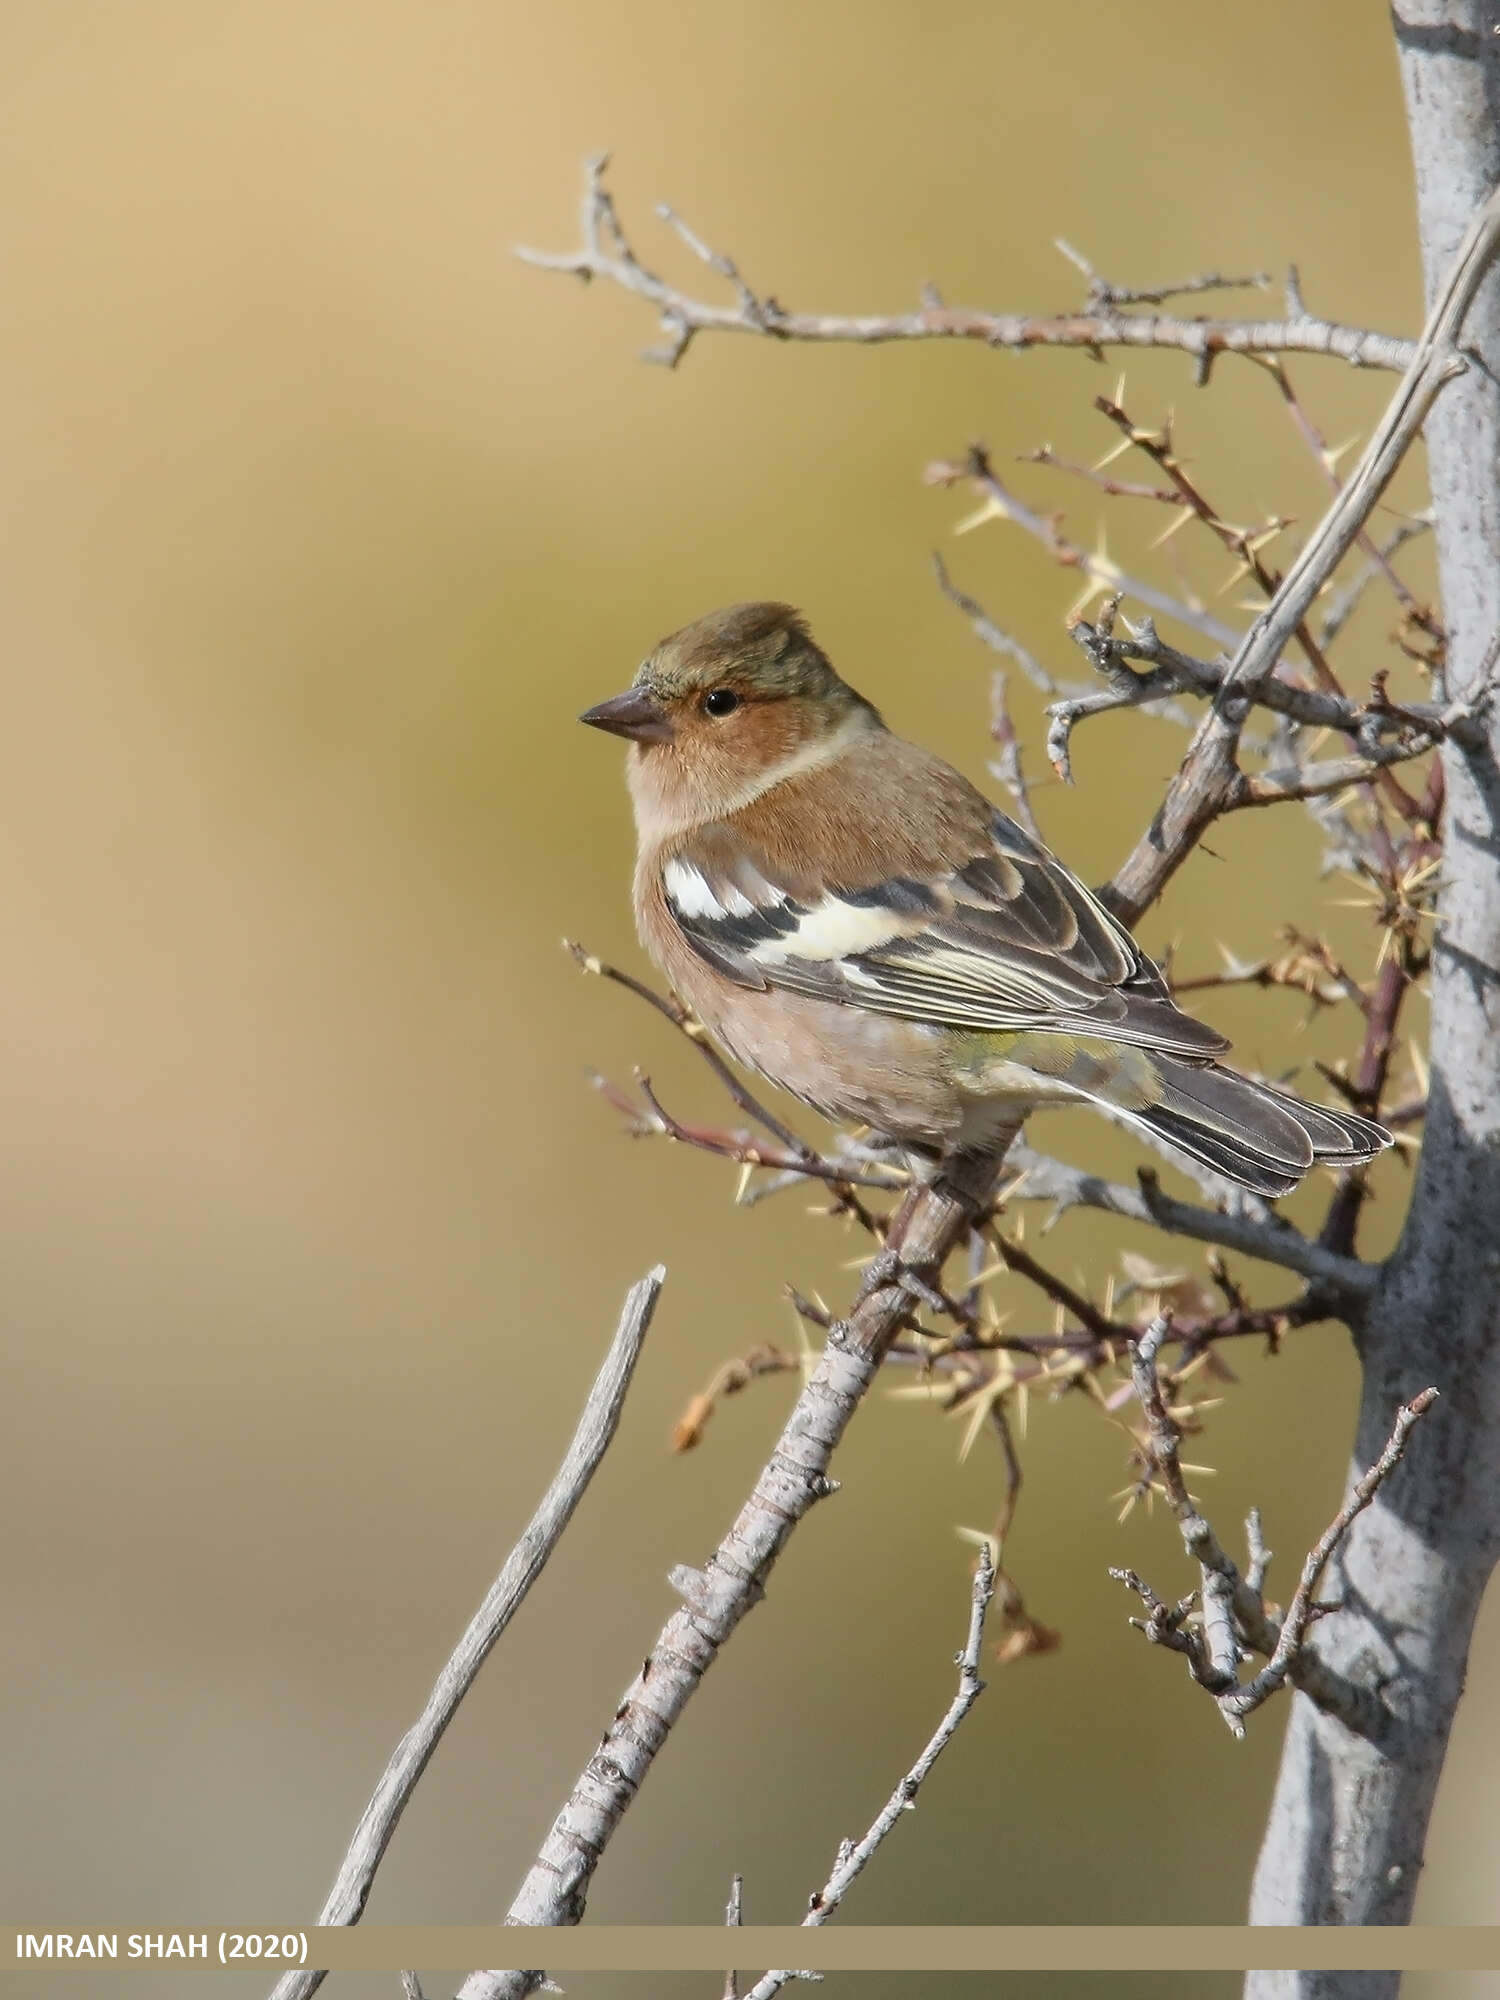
[1115,1055,1391,1198]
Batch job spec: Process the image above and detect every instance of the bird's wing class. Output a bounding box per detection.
[662,810,1227,1059]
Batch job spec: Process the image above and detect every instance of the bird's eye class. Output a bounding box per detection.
[702,687,740,718]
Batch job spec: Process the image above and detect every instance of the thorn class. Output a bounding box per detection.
[1149,505,1198,550]
[954,497,1005,536]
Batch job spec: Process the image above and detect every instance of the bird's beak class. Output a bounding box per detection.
[579,687,676,745]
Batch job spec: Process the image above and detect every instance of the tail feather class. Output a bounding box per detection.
[1112,1057,1390,1198]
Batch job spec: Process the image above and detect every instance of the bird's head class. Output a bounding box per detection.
[581,602,881,838]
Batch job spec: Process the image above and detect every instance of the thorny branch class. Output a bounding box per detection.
[927,446,1242,649]
[926,187,1500,918]
[1101,182,1500,924]
[1084,383,1429,821]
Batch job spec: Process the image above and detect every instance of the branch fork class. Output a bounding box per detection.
[1116,1316,1438,1738]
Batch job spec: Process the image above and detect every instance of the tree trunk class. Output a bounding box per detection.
[1246,5,1500,1991]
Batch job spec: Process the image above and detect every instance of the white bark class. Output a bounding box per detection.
[1247,7,1500,1990]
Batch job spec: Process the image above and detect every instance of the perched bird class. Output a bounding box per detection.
[581,602,1389,1197]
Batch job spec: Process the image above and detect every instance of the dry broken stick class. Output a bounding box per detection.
[1113,1316,1439,1737]
[518,155,1418,375]
[267,1269,666,2000]
[739,1545,997,2000]
[723,1873,744,2000]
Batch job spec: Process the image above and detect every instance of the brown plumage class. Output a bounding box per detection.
[581,602,1390,1196]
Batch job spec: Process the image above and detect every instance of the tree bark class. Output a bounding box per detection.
[1247,6,1500,1990]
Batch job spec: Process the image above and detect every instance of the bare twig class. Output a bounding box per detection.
[597,1067,899,1204]
[933,550,1057,694]
[740,1545,997,2000]
[568,941,806,1153]
[1225,1388,1440,1718]
[1021,441,1183,505]
[1167,932,1357,1012]
[987,670,1044,842]
[519,158,1417,374]
[572,942,889,1228]
[1068,615,1449,734]
[1003,1145,1378,1297]
[1317,514,1435,651]
[456,1145,1014,2000]
[991,1230,1119,1342]
[1241,736,1445,807]
[1055,237,1271,312]
[265,1270,667,2000]
[1128,1315,1244,1698]
[1116,1320,1439,1736]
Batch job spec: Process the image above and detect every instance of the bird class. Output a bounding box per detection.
[580,601,1390,1198]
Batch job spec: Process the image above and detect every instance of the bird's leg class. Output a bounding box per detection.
[851,1135,1017,1311]
[854,1181,925,1302]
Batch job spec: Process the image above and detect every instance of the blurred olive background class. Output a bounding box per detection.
[2,2,1497,1995]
